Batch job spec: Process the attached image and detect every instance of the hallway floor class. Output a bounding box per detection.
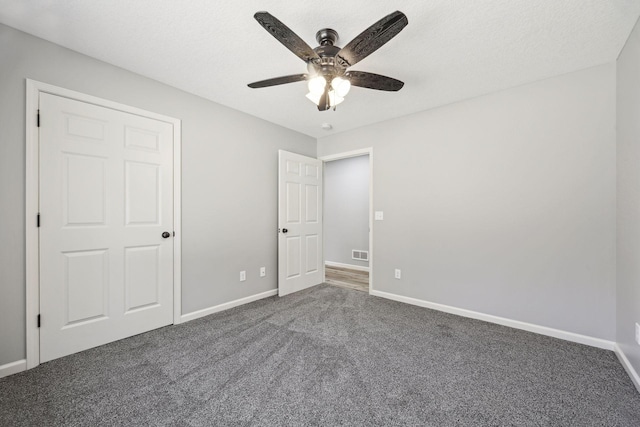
[325,265,369,292]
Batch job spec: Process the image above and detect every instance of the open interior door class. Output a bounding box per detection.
[278,150,323,296]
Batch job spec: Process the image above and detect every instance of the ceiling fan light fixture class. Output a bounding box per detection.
[308,76,327,95]
[306,90,344,108]
[331,77,351,97]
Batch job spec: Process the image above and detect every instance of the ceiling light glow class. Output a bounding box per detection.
[308,76,327,95]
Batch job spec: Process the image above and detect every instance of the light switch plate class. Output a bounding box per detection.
[375,211,384,221]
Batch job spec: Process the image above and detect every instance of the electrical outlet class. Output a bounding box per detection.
[260,267,266,277]
[240,271,246,282]
[394,269,401,279]
[375,211,384,221]
[636,323,640,345]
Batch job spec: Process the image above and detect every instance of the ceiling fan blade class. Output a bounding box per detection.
[345,71,404,91]
[254,12,320,63]
[248,74,309,88]
[337,11,408,67]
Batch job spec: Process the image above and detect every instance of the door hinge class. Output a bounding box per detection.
[37,109,40,127]
[37,314,41,328]
[37,213,40,227]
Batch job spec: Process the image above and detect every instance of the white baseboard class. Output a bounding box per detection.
[325,261,369,272]
[0,359,27,379]
[370,290,614,351]
[614,343,640,393]
[180,289,277,323]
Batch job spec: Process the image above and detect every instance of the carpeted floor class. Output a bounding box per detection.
[1,284,639,426]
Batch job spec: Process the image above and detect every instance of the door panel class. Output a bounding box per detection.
[63,249,109,325]
[39,93,174,362]
[125,161,160,225]
[63,154,107,226]
[286,236,301,279]
[286,182,301,223]
[306,235,319,273]
[124,245,161,312]
[278,150,323,296]
[305,184,319,222]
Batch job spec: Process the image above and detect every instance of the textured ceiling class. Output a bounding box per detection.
[1,1,639,138]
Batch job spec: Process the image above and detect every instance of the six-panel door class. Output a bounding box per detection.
[39,93,174,362]
[278,150,323,296]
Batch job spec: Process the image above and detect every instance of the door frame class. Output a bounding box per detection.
[25,79,182,369]
[319,148,374,293]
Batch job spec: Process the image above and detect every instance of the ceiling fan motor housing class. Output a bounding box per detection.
[309,29,346,79]
[316,28,339,46]
[309,48,345,78]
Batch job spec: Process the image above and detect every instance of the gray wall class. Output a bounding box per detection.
[324,156,369,268]
[318,63,617,340]
[0,24,315,366]
[617,17,640,376]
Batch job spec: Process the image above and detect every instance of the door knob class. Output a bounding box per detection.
[282,228,288,234]
[162,231,171,238]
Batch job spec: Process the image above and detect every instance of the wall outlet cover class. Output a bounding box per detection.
[260,267,266,277]
[394,269,401,279]
[240,271,246,282]
[636,323,640,345]
[375,211,384,221]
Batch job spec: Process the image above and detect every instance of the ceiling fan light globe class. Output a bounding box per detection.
[306,92,321,105]
[331,77,351,97]
[308,76,327,95]
[329,91,344,107]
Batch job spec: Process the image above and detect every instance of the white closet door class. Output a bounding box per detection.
[39,93,174,362]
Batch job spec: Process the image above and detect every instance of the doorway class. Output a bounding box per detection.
[321,149,373,293]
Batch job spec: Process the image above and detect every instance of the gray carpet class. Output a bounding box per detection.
[1,284,639,426]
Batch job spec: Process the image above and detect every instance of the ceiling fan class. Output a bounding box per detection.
[248,11,408,111]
